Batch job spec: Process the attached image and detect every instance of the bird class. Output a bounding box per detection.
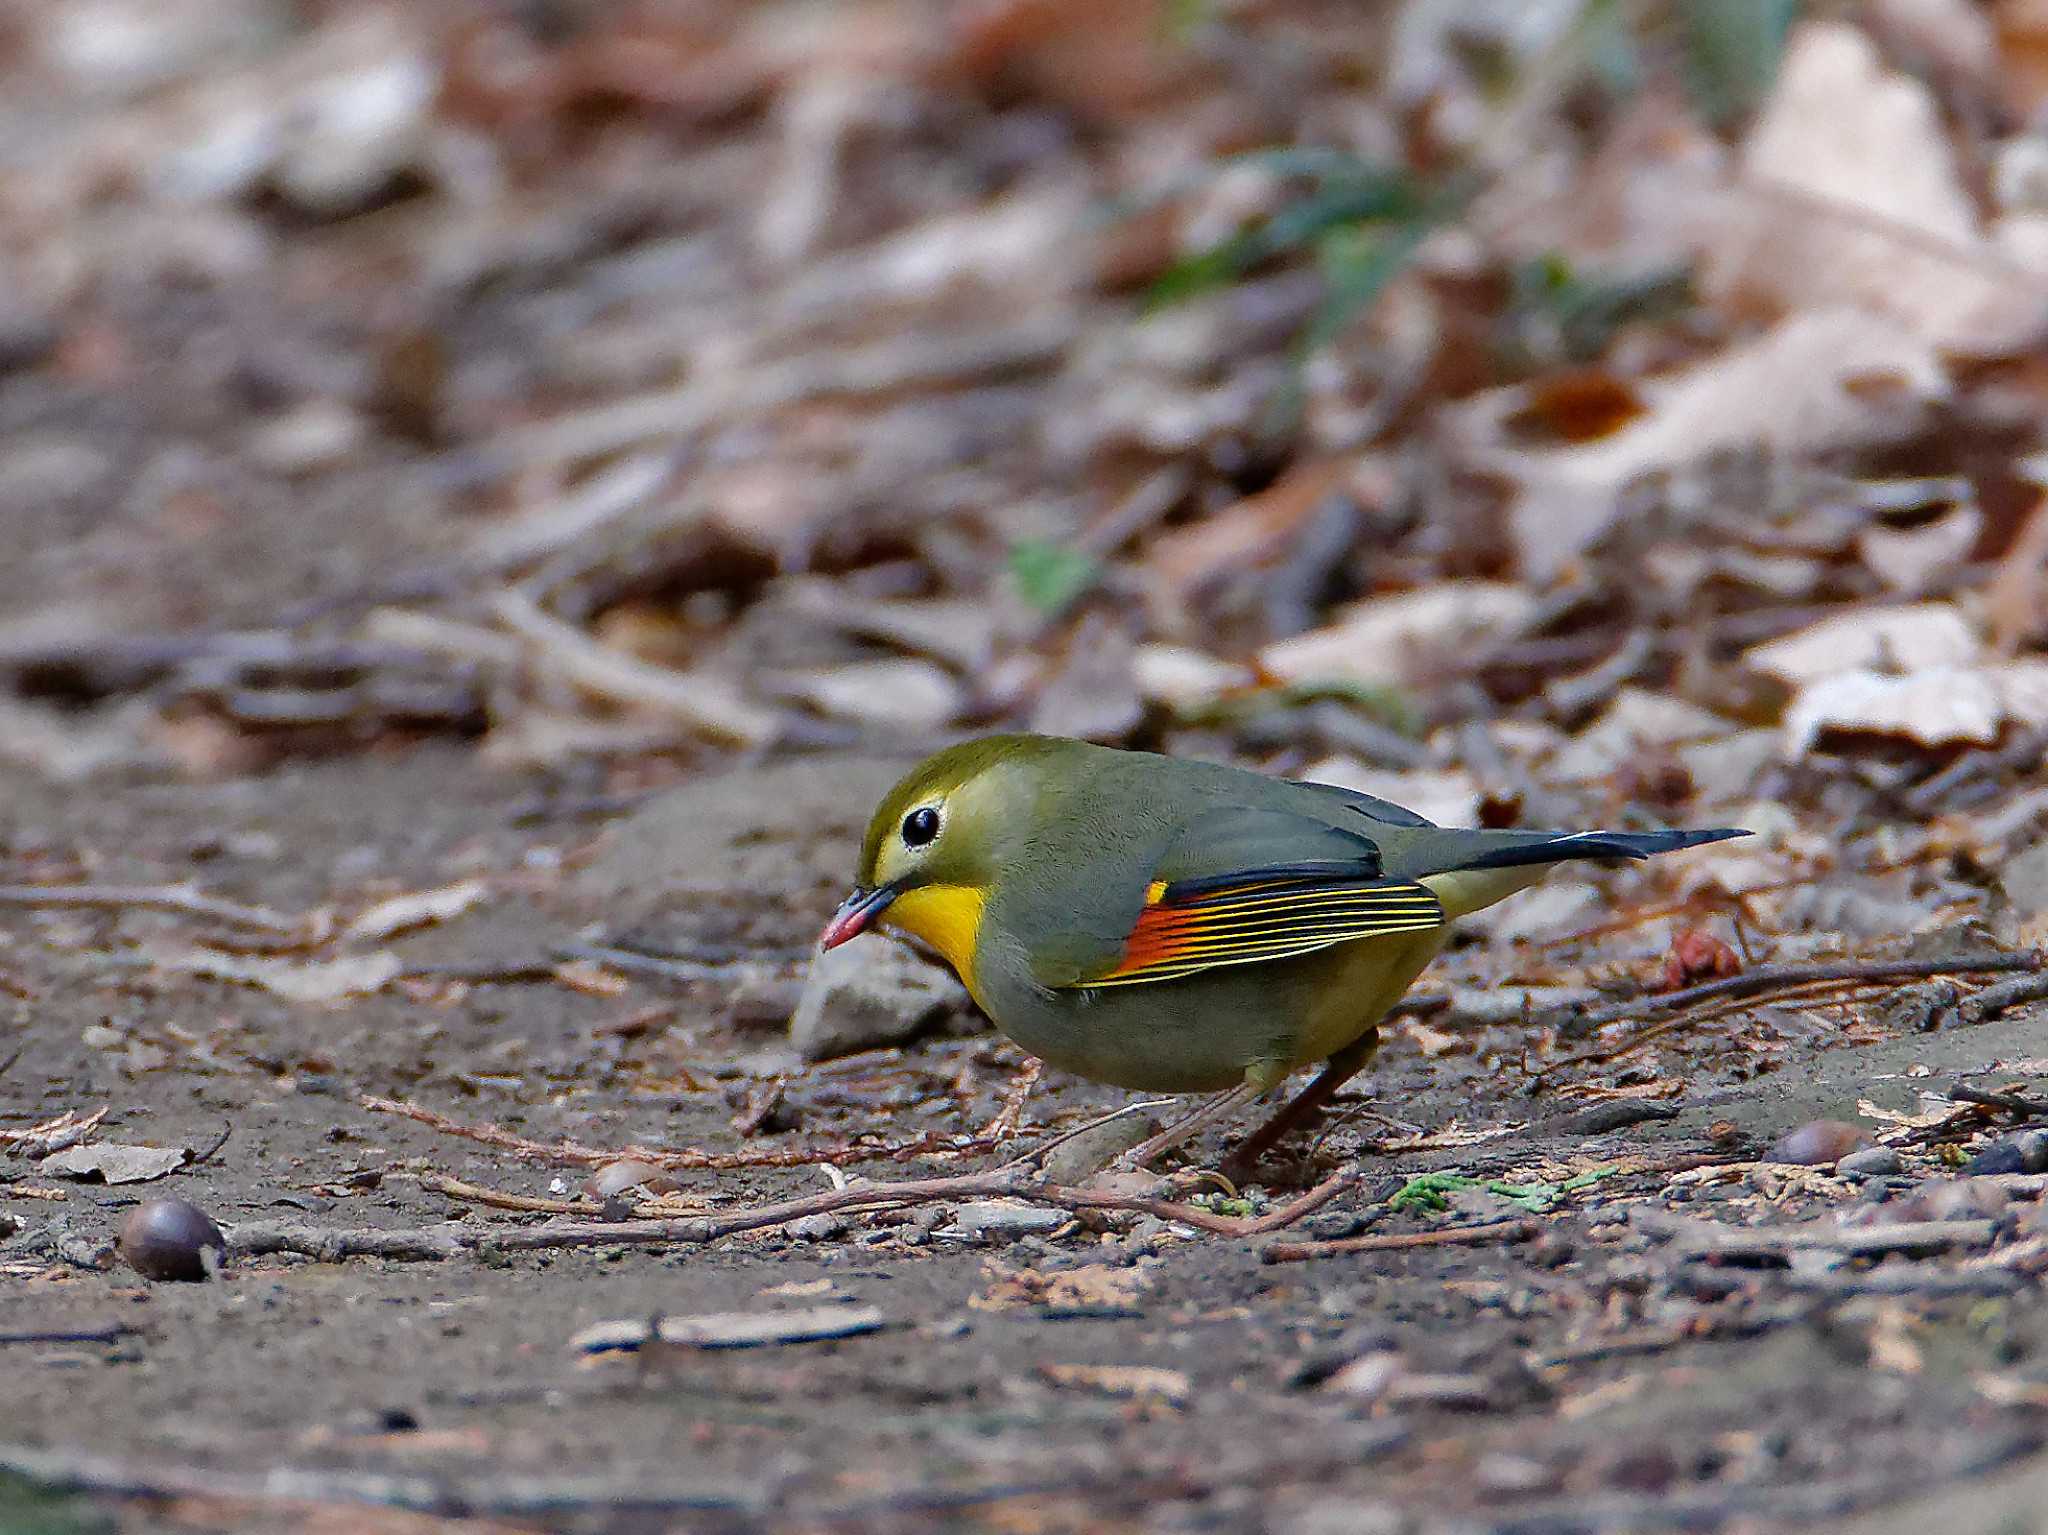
[817,734,1747,1174]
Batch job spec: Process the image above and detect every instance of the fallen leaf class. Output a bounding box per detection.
[1262,583,1537,691]
[1471,310,1947,580]
[552,959,630,996]
[0,1106,108,1157]
[1703,21,2047,352]
[40,1142,189,1185]
[1858,505,1983,593]
[1775,661,2048,755]
[149,944,402,1004]
[1145,458,1368,604]
[777,658,962,728]
[344,879,489,943]
[1548,688,1734,783]
[1781,666,2001,752]
[1744,602,1979,684]
[1131,643,1254,712]
[1039,1362,1191,1407]
[1988,493,2048,655]
[971,1261,1155,1315]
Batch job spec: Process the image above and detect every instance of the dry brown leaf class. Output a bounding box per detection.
[148,944,401,1004]
[1704,21,2048,351]
[971,1260,1155,1314]
[1472,310,1947,580]
[553,959,630,997]
[39,1142,189,1185]
[1145,458,1354,604]
[1988,494,2048,655]
[1039,1362,1190,1407]
[1745,603,1980,684]
[1857,506,1983,593]
[344,880,488,944]
[1261,583,1537,691]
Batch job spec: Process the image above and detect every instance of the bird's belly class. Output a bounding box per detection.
[1293,928,1448,1065]
[978,932,1449,1095]
[985,977,1282,1094]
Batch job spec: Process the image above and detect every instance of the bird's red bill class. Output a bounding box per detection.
[818,884,899,950]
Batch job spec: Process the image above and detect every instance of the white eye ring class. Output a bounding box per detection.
[900,805,941,847]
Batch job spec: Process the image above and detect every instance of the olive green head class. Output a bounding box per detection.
[820,734,1069,951]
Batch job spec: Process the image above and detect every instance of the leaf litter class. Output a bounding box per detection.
[3,1,2048,1530]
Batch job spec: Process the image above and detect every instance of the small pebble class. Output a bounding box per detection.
[117,1198,226,1282]
[1836,1146,1901,1179]
[788,1213,849,1242]
[1765,1119,1874,1166]
[1966,1130,2048,1177]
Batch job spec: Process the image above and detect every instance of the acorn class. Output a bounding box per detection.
[118,1198,226,1282]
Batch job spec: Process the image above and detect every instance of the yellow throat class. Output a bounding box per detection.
[880,884,986,991]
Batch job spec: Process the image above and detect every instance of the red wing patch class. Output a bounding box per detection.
[1083,875,1443,988]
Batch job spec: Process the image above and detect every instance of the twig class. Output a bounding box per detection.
[1559,951,2043,1034]
[551,942,794,985]
[0,1106,108,1158]
[1635,1210,2000,1260]
[0,1324,133,1346]
[1261,1217,1536,1265]
[0,883,303,937]
[491,588,779,746]
[1949,1085,2048,1119]
[981,1058,1042,1142]
[420,1173,596,1216]
[361,1095,998,1169]
[1959,973,2048,1025]
[186,1121,233,1168]
[232,1162,1361,1263]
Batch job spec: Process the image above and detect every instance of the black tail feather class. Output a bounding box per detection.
[1449,827,1749,873]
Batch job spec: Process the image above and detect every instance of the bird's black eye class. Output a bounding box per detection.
[901,807,941,847]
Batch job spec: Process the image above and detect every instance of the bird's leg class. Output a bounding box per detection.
[1114,1081,1262,1171]
[1221,1030,1380,1181]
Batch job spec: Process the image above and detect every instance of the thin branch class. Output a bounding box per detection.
[361,1094,999,1169]
[1949,1085,2048,1119]
[1959,973,2048,1026]
[0,1324,133,1346]
[491,588,779,746]
[1559,951,2043,1034]
[1262,1216,1537,1265]
[0,883,304,936]
[232,1162,1361,1264]
[420,1173,597,1216]
[981,1058,1043,1142]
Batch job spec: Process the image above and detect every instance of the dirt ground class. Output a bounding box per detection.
[3,740,2048,1535]
[7,6,2048,1532]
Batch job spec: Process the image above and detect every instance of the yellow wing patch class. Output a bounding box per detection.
[1087,876,1442,988]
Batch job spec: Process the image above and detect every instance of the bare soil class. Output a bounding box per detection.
[5,744,2048,1535]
